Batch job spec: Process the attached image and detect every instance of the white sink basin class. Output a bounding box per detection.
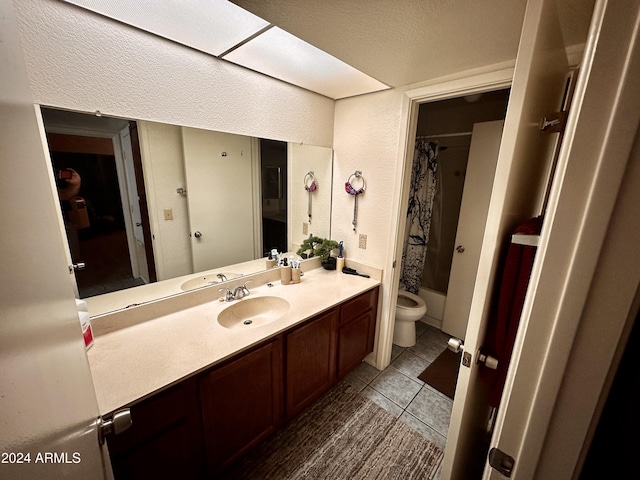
[217,296,290,329]
[181,273,241,291]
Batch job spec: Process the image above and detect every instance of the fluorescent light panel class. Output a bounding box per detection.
[223,27,389,99]
[63,0,389,99]
[63,0,269,56]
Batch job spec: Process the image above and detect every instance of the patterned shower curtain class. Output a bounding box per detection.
[401,140,438,294]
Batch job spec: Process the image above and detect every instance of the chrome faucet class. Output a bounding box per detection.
[219,280,252,302]
[233,281,251,299]
[216,273,228,282]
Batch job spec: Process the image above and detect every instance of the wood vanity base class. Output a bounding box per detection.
[107,286,379,478]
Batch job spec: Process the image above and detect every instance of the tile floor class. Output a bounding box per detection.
[342,320,453,453]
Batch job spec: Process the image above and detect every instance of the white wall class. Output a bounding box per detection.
[13,0,334,147]
[288,143,333,251]
[332,89,405,268]
[332,89,406,367]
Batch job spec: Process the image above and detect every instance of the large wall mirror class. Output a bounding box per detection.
[41,107,333,317]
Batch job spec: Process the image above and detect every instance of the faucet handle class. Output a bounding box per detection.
[240,280,252,295]
[219,287,234,302]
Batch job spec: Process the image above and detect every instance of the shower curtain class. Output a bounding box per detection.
[401,140,438,294]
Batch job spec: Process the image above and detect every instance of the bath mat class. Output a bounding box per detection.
[418,348,461,399]
[219,382,443,479]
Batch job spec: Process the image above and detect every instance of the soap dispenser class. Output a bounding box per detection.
[336,241,345,272]
[266,251,277,269]
[280,258,292,285]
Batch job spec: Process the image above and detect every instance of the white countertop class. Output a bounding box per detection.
[87,264,381,415]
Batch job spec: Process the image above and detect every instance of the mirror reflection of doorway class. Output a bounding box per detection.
[261,139,288,255]
[46,126,153,297]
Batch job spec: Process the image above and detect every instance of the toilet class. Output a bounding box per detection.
[393,283,427,347]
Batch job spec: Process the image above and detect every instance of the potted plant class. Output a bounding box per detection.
[297,236,339,270]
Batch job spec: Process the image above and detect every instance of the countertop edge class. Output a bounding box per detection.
[88,263,382,415]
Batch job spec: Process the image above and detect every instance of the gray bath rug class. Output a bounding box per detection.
[220,381,443,479]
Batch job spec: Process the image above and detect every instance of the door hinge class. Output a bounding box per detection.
[539,111,567,133]
[488,447,515,477]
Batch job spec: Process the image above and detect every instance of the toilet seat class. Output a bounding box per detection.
[397,291,426,313]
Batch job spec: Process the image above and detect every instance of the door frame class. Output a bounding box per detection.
[380,43,585,477]
[378,66,514,372]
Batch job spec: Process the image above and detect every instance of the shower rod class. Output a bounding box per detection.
[416,131,473,139]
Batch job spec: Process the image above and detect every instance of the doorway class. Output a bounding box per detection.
[406,89,510,336]
[43,109,153,298]
[48,141,134,297]
[260,139,288,255]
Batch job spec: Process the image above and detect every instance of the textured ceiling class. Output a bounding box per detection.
[232,0,594,88]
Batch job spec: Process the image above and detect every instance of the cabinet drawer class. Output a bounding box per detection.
[339,287,379,325]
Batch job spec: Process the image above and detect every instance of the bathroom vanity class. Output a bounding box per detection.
[87,264,380,478]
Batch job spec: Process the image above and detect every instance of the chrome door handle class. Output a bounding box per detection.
[448,337,473,368]
[69,262,86,273]
[194,231,203,238]
[448,337,464,353]
[456,245,465,253]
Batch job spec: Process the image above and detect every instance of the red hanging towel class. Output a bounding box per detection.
[480,216,543,408]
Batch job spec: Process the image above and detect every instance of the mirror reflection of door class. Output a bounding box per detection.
[45,127,153,297]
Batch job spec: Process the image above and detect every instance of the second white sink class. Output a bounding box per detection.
[181,273,241,291]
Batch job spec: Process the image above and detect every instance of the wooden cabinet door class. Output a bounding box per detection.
[285,308,338,419]
[107,378,204,480]
[337,287,379,379]
[200,338,283,475]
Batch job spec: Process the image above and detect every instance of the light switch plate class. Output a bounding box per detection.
[164,209,173,220]
[359,234,367,249]
[303,222,308,235]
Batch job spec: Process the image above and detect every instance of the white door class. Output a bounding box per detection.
[441,120,504,340]
[441,0,574,477]
[486,1,640,478]
[0,3,112,478]
[182,127,256,272]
